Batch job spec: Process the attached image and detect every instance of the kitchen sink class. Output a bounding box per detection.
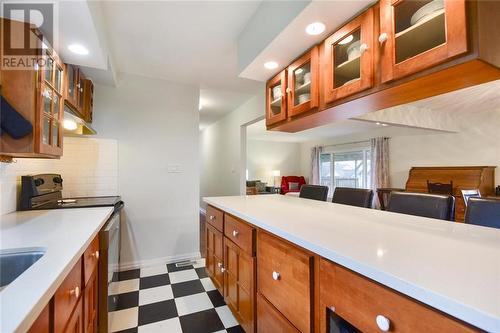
[0,248,45,288]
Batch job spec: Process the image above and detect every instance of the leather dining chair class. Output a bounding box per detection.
[427,180,454,195]
[464,197,500,229]
[332,187,374,208]
[461,189,481,207]
[386,192,455,221]
[299,185,329,202]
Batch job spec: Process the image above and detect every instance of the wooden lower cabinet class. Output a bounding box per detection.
[64,298,83,333]
[206,223,224,293]
[257,294,300,333]
[319,258,477,333]
[28,302,51,333]
[224,239,255,333]
[83,272,98,333]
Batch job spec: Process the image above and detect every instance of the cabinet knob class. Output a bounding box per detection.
[76,83,81,88]
[209,215,215,220]
[232,230,239,237]
[69,286,80,298]
[375,315,391,332]
[221,267,226,273]
[272,271,280,281]
[92,250,99,260]
[286,87,292,94]
[360,43,369,53]
[80,87,83,92]
[217,262,222,268]
[378,33,388,44]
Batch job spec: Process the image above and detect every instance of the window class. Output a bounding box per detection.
[319,143,371,196]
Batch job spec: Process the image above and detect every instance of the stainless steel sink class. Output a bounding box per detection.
[0,248,45,288]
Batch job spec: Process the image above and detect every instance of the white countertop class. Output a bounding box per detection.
[204,195,500,333]
[0,208,113,333]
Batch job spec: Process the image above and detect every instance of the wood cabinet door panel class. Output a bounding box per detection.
[28,302,51,333]
[257,294,300,333]
[287,46,319,118]
[319,258,477,333]
[224,214,255,255]
[84,272,98,333]
[323,8,374,104]
[83,236,99,287]
[55,258,83,333]
[266,70,287,126]
[64,297,83,333]
[380,0,467,82]
[257,231,312,333]
[206,205,224,232]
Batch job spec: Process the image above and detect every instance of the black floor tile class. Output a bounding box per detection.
[171,279,205,298]
[227,325,245,333]
[113,269,140,281]
[108,291,139,312]
[179,308,225,333]
[207,289,225,308]
[114,328,138,333]
[167,263,194,272]
[139,273,170,289]
[195,267,208,279]
[138,299,178,326]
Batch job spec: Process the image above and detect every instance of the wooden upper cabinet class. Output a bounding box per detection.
[266,70,287,126]
[287,46,319,117]
[379,0,468,82]
[38,48,64,157]
[83,79,94,123]
[323,8,374,104]
[65,64,79,110]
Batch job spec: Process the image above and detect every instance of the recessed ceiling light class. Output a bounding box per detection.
[338,34,354,45]
[305,22,325,36]
[264,61,279,70]
[68,44,89,55]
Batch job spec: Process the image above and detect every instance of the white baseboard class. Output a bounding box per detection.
[119,251,202,271]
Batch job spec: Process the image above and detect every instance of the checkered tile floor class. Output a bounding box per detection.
[108,259,244,333]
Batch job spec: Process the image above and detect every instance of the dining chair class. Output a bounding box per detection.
[461,189,481,207]
[386,192,455,221]
[332,187,374,208]
[464,197,500,229]
[299,185,329,202]
[427,180,454,195]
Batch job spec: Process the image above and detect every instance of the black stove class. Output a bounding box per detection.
[19,173,123,211]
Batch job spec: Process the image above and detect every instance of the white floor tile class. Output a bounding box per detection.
[138,317,183,333]
[193,258,206,268]
[200,277,216,291]
[139,285,174,306]
[140,265,168,277]
[216,305,239,328]
[108,307,138,332]
[174,292,213,316]
[109,279,140,295]
[168,269,199,284]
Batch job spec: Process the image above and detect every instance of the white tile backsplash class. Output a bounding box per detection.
[0,137,119,215]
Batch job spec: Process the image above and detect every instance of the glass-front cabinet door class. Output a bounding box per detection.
[37,49,63,156]
[323,8,374,104]
[287,46,319,117]
[379,0,467,82]
[266,70,287,126]
[65,64,79,109]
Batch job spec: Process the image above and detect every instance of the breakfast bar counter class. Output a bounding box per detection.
[204,194,500,332]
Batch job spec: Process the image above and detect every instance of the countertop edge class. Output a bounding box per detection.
[204,197,500,333]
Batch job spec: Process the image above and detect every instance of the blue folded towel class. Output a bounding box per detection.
[1,95,33,139]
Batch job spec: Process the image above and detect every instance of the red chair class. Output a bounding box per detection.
[281,176,306,194]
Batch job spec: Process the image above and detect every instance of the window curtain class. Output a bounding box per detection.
[310,146,323,185]
[370,137,390,208]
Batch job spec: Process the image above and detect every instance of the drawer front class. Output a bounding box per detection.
[83,236,100,286]
[224,214,255,254]
[257,294,300,333]
[206,205,224,232]
[257,231,312,333]
[319,259,477,333]
[55,258,83,333]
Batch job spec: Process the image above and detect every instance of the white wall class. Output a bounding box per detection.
[247,140,301,186]
[200,94,264,207]
[300,108,500,188]
[0,137,118,216]
[94,73,200,268]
